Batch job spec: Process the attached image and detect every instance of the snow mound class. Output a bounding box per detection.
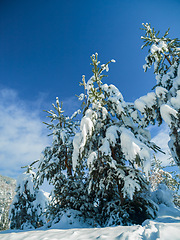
[47,209,94,229]
[1,205,180,240]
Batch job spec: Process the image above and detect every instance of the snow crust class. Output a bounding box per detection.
[1,205,180,240]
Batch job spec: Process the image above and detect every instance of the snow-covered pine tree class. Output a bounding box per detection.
[136,23,180,167]
[36,98,74,183]
[73,53,158,226]
[9,161,48,230]
[35,98,94,227]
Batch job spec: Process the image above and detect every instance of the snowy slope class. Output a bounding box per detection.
[0,204,180,240]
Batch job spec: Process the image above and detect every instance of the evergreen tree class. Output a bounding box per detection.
[135,23,180,167]
[36,98,75,187]
[9,162,48,230]
[36,98,94,227]
[72,53,158,226]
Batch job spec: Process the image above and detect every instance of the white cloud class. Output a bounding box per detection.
[0,89,50,178]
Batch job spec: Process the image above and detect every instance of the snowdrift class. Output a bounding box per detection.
[0,204,180,240]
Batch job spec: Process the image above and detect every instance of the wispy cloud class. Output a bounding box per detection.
[0,89,50,178]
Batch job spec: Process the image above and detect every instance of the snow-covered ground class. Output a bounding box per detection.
[0,204,180,240]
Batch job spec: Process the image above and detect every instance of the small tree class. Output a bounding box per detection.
[9,162,48,230]
[36,99,94,226]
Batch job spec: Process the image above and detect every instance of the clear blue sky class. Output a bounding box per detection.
[0,0,180,179]
[1,0,180,109]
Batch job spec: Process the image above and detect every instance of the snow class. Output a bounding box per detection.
[85,77,94,95]
[101,107,108,120]
[87,151,97,168]
[102,84,124,102]
[134,92,156,112]
[72,109,95,171]
[101,63,109,72]
[72,133,82,171]
[122,172,141,200]
[70,109,81,119]
[120,127,151,175]
[49,210,94,229]
[1,205,180,240]
[80,115,94,147]
[78,93,85,101]
[173,65,180,90]
[104,84,124,116]
[106,125,119,146]
[9,170,48,230]
[150,41,168,55]
[151,184,174,207]
[99,138,111,156]
[15,172,35,196]
[171,90,180,109]
[155,86,168,99]
[160,104,178,126]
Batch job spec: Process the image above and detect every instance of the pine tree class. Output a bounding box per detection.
[9,162,48,230]
[72,53,158,226]
[36,98,94,227]
[136,23,180,167]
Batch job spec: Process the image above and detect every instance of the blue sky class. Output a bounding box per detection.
[0,0,180,179]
